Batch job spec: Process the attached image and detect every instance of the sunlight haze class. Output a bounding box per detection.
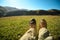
[0,0,60,10]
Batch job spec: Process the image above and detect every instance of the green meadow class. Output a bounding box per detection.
[0,16,60,40]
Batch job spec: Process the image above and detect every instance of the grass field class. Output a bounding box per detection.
[0,15,60,40]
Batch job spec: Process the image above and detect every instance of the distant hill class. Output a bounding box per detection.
[0,6,60,17]
[0,6,20,12]
[4,6,19,12]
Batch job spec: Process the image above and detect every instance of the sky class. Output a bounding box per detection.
[0,0,60,10]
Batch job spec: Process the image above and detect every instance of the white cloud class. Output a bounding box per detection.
[5,0,20,8]
[6,0,17,4]
[2,0,30,9]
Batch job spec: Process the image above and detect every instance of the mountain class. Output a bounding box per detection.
[0,6,28,17]
[0,6,60,17]
[0,6,20,12]
[4,7,19,11]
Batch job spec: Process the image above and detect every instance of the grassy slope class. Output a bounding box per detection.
[0,16,60,40]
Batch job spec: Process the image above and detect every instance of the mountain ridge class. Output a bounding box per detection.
[0,6,60,17]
